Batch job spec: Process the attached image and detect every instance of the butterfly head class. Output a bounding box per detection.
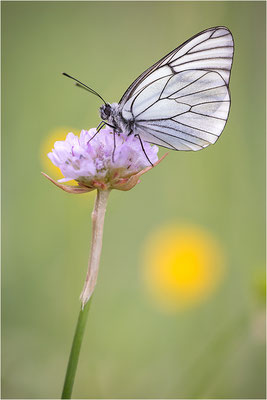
[99,102,127,133]
[99,103,112,120]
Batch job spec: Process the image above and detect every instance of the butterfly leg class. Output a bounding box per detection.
[96,121,105,130]
[104,122,117,130]
[112,131,116,163]
[136,134,154,167]
[88,121,106,143]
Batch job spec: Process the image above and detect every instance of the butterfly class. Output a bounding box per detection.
[63,26,234,164]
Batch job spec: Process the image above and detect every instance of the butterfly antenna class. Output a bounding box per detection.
[62,72,107,104]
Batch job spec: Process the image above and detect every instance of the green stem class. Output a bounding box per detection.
[61,299,92,399]
[61,189,110,398]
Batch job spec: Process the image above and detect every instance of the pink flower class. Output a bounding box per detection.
[43,127,167,193]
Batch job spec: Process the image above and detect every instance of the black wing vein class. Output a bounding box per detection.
[119,26,233,152]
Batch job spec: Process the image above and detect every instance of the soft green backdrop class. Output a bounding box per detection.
[2,1,266,399]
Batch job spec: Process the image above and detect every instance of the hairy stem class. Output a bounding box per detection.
[80,189,110,308]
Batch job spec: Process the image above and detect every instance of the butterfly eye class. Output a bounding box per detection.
[100,104,112,120]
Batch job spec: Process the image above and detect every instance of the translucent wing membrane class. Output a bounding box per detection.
[119,26,233,151]
[120,27,233,106]
[130,71,230,150]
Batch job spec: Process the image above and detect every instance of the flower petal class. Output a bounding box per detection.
[114,153,168,191]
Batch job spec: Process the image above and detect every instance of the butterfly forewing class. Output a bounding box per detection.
[119,26,233,151]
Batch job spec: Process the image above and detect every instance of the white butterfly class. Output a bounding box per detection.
[64,26,234,161]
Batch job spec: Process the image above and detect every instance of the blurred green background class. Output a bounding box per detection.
[2,1,266,399]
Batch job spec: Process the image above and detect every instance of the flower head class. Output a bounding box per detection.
[43,127,166,193]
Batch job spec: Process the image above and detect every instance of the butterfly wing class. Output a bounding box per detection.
[119,26,234,150]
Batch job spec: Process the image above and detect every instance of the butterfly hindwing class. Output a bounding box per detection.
[132,70,230,150]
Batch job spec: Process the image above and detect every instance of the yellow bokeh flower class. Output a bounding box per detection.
[142,223,226,312]
[40,127,79,183]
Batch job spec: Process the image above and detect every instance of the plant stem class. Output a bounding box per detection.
[61,299,92,399]
[61,189,110,398]
[80,189,110,308]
